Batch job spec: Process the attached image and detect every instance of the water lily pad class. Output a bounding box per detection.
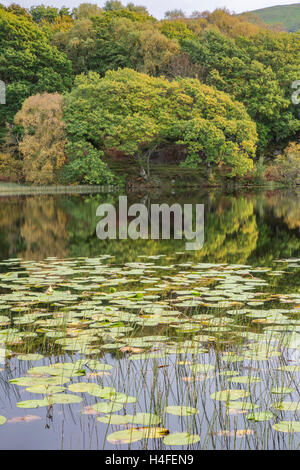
[110,393,137,404]
[273,421,300,432]
[127,413,161,426]
[189,364,215,373]
[17,354,44,361]
[97,414,130,425]
[68,382,95,393]
[133,427,169,439]
[165,406,199,416]
[107,429,143,444]
[0,416,6,425]
[16,399,49,409]
[229,376,261,384]
[210,390,250,401]
[47,394,83,405]
[271,401,300,412]
[92,402,124,414]
[246,411,274,421]
[86,360,113,371]
[26,385,66,394]
[163,432,200,446]
[271,387,294,395]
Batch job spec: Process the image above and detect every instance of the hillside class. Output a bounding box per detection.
[241,3,300,31]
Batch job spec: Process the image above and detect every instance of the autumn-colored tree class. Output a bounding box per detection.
[19,196,69,260]
[42,15,74,35]
[266,142,300,185]
[14,93,67,184]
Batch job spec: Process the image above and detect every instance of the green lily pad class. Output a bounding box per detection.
[16,399,49,409]
[271,401,300,411]
[229,376,261,384]
[97,414,130,425]
[17,354,44,361]
[163,432,200,446]
[165,406,199,416]
[211,390,250,401]
[273,421,300,432]
[189,364,215,373]
[0,416,6,425]
[92,402,124,414]
[47,394,83,405]
[26,385,66,394]
[107,429,143,444]
[246,412,274,421]
[127,413,161,425]
[86,360,113,371]
[271,387,295,394]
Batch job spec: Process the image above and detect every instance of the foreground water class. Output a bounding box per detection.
[0,189,300,449]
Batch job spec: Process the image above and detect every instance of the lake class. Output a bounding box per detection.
[0,188,300,449]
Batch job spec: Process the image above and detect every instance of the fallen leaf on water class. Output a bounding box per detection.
[236,430,254,437]
[8,415,41,423]
[182,375,211,382]
[119,347,144,353]
[81,406,100,415]
[227,409,247,415]
[86,372,110,378]
[215,429,253,437]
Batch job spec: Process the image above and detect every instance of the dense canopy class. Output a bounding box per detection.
[64,68,257,178]
[0,3,299,184]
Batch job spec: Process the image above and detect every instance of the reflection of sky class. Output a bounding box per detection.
[1,0,299,19]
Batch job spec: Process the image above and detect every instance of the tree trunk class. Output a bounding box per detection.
[206,161,211,179]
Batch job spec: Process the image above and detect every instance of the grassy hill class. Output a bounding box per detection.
[241,3,300,31]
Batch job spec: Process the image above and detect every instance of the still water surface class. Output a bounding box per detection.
[0,189,300,449]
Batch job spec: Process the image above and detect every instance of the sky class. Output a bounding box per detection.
[1,0,300,19]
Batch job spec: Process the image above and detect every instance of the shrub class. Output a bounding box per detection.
[61,141,117,185]
[271,142,300,185]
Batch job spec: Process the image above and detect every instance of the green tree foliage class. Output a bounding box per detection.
[61,140,118,185]
[72,3,103,19]
[52,18,96,75]
[181,28,300,148]
[54,10,177,76]
[159,20,197,42]
[29,5,62,23]
[164,9,186,20]
[5,3,32,18]
[104,1,124,11]
[0,9,73,130]
[10,91,117,185]
[64,68,257,178]
[0,4,299,184]
[103,1,148,14]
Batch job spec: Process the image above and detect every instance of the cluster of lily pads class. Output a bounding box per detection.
[0,255,300,448]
